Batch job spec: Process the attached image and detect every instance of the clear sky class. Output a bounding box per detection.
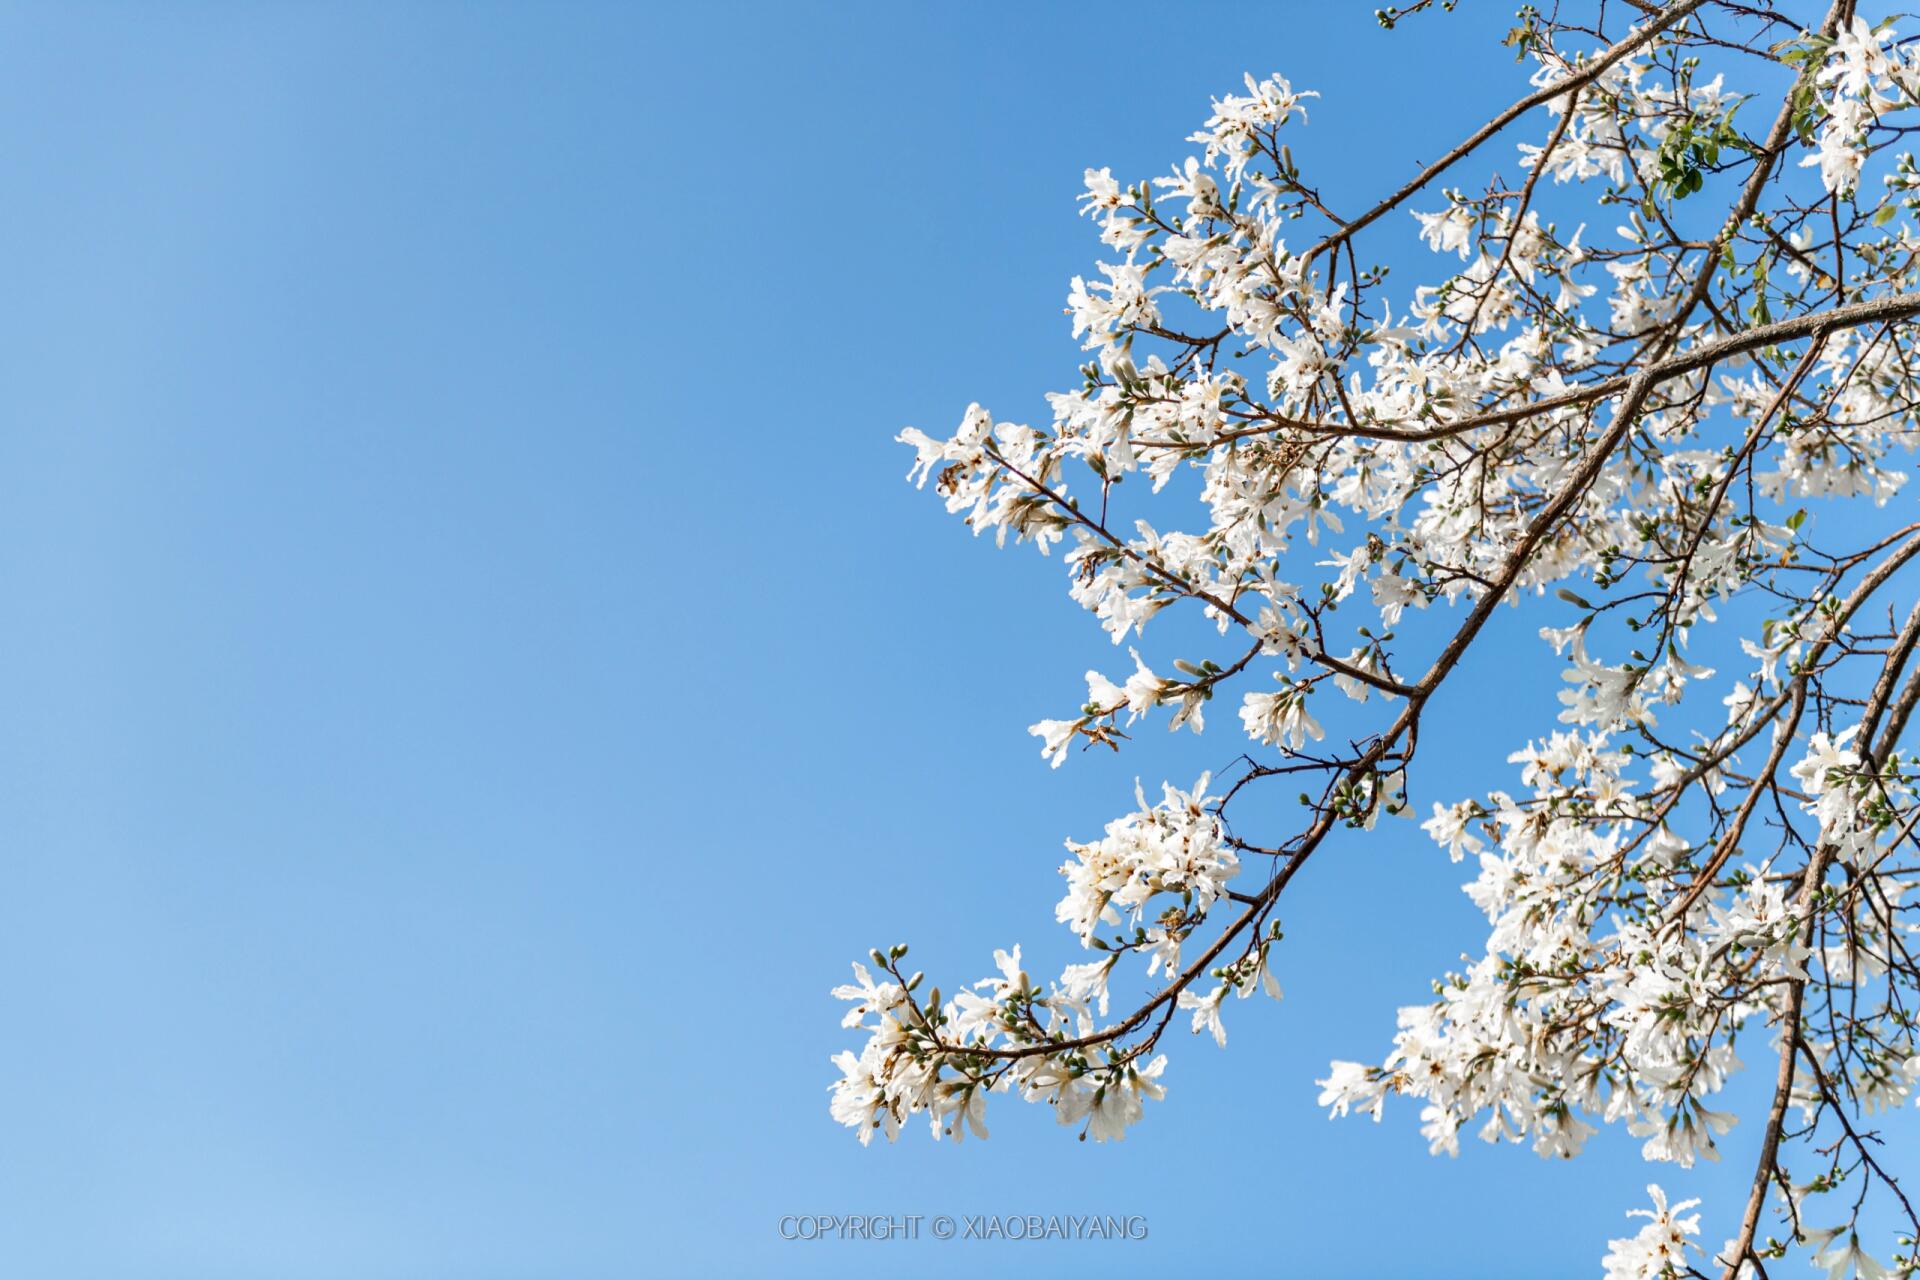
[0,2,1899,1278]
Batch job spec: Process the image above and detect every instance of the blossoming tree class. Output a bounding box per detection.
[832,1,1920,1274]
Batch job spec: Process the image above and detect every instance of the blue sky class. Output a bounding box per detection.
[0,2,1896,1277]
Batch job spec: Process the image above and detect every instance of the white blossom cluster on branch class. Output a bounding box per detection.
[838,2,1920,1275]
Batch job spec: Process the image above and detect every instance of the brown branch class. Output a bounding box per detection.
[1300,0,1710,270]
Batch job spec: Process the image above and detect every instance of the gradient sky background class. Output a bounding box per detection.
[1,2,1904,1277]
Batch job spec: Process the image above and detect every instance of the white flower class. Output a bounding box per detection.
[1122,649,1166,718]
[1812,1231,1892,1280]
[1422,800,1484,862]
[1601,1185,1701,1280]
[1316,1061,1386,1121]
[1644,826,1690,870]
[1056,1056,1168,1141]
[831,962,904,1028]
[1028,717,1081,768]
[1790,727,1861,796]
[1414,201,1476,258]
[1060,955,1117,1016]
[1178,984,1229,1046]
[1240,678,1323,749]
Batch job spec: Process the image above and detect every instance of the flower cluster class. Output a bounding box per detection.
[1801,17,1920,196]
[1601,1185,1702,1280]
[831,774,1279,1146]
[842,3,1920,1274]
